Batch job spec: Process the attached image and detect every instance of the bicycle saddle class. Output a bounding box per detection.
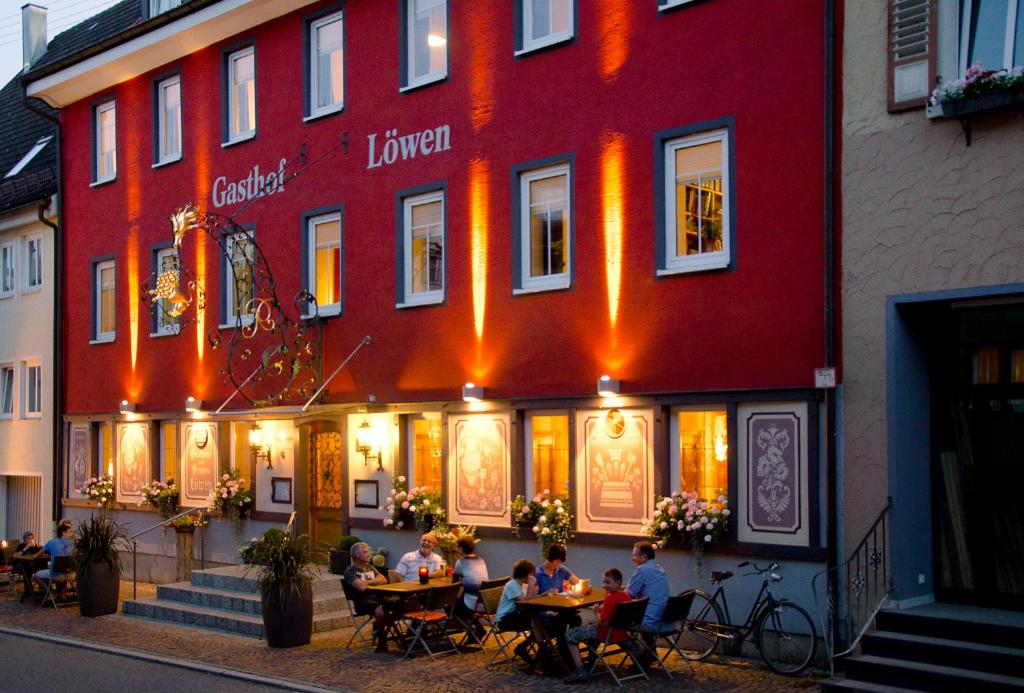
[709,570,733,583]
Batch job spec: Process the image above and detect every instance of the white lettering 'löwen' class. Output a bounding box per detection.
[367,125,451,169]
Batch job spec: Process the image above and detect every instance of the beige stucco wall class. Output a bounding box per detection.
[841,2,1024,549]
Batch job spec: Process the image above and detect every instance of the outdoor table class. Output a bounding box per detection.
[11,552,49,602]
[365,577,454,653]
[517,588,608,673]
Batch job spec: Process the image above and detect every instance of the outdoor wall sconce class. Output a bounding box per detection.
[597,375,621,398]
[249,423,276,469]
[355,418,383,470]
[119,400,136,414]
[462,382,484,402]
[184,396,202,413]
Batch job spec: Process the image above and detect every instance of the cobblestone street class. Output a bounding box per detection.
[0,582,823,692]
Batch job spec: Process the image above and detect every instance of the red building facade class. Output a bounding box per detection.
[29,0,831,584]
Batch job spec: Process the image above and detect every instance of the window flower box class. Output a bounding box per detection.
[939,88,1023,118]
[929,63,1024,120]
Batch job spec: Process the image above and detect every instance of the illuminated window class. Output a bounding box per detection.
[410,414,443,491]
[93,259,116,342]
[23,362,41,417]
[93,100,116,183]
[305,211,342,316]
[400,188,445,306]
[519,0,574,53]
[403,0,447,89]
[973,346,1000,384]
[514,160,572,293]
[0,365,13,417]
[99,422,113,476]
[153,247,181,335]
[1,241,14,296]
[225,46,256,144]
[1013,350,1024,383]
[527,414,570,497]
[674,409,729,500]
[230,421,254,489]
[658,125,731,275]
[26,236,42,290]
[223,231,255,326]
[156,75,182,165]
[308,10,344,118]
[160,422,177,480]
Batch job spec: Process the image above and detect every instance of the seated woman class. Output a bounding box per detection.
[452,534,488,628]
[342,542,389,652]
[532,543,581,670]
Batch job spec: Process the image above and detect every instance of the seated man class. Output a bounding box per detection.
[394,532,445,581]
[34,520,74,598]
[625,541,671,663]
[16,531,39,554]
[563,568,632,683]
[342,542,390,652]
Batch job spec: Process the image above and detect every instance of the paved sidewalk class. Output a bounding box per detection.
[0,582,823,691]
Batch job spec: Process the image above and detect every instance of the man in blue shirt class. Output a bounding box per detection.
[34,520,74,598]
[626,541,671,631]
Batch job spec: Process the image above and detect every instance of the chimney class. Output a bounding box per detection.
[22,3,47,72]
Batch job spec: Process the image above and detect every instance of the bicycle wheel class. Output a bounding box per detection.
[677,589,724,660]
[754,600,817,675]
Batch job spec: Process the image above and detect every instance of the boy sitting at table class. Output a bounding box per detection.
[496,559,539,663]
[562,568,632,684]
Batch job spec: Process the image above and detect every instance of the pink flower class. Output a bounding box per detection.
[222,474,230,481]
[402,501,410,509]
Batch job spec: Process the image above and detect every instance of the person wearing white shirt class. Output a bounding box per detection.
[394,532,446,581]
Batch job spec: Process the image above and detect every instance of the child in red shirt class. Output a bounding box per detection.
[563,568,633,683]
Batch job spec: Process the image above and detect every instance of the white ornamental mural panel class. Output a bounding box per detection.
[447,413,511,527]
[116,423,151,504]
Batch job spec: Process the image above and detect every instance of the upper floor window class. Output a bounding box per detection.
[223,231,255,325]
[153,247,181,335]
[25,236,42,290]
[93,100,116,184]
[23,362,41,418]
[305,211,342,316]
[514,161,572,293]
[156,75,182,165]
[94,259,116,342]
[959,0,1024,72]
[658,0,698,10]
[225,46,256,144]
[0,365,12,418]
[404,0,447,89]
[1,241,14,297]
[658,126,731,275]
[401,189,445,306]
[151,0,183,15]
[519,0,574,53]
[308,11,344,118]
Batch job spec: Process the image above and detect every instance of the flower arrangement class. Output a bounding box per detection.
[930,62,1024,107]
[165,511,208,531]
[80,476,116,510]
[510,494,541,528]
[370,546,388,570]
[642,492,730,570]
[207,469,254,534]
[140,478,180,519]
[520,489,573,555]
[383,475,447,532]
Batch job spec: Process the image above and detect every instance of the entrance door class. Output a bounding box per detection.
[309,427,344,550]
[933,304,1024,610]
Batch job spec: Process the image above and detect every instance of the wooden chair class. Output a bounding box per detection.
[402,583,462,660]
[36,555,76,610]
[642,591,697,678]
[586,597,651,687]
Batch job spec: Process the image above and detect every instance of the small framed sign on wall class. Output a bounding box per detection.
[271,477,292,504]
[354,480,379,509]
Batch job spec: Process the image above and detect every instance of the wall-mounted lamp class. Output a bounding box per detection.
[119,400,136,415]
[597,375,621,398]
[462,382,484,402]
[249,423,275,469]
[354,418,383,470]
[185,396,202,413]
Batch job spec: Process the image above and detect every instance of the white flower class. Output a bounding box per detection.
[542,527,551,535]
[398,475,406,483]
[653,510,662,518]
[659,521,668,530]
[422,499,430,507]
[541,500,550,508]
[409,505,417,512]
[717,495,726,503]
[722,509,731,516]
[538,516,547,524]
[543,488,550,495]
[677,520,684,530]
[710,506,720,514]
[532,525,540,533]
[704,535,712,542]
[556,507,564,514]
[554,499,562,507]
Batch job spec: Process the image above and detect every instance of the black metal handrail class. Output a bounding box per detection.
[128,509,206,600]
[812,498,892,676]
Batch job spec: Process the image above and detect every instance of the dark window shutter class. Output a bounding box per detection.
[888,0,936,111]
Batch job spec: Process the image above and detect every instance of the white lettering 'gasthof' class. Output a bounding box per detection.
[211,157,287,208]
[367,125,451,169]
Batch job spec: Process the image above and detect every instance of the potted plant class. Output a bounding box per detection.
[641,491,730,573]
[139,478,180,519]
[242,528,321,648]
[73,513,126,617]
[329,534,362,575]
[382,475,446,532]
[206,469,254,536]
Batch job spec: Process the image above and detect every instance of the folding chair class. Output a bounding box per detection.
[0,545,19,597]
[480,586,533,669]
[479,576,510,592]
[402,582,462,660]
[340,579,375,648]
[641,591,697,678]
[37,555,75,610]
[586,597,650,687]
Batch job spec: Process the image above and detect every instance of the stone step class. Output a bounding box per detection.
[875,610,1024,649]
[188,564,343,596]
[123,597,356,638]
[820,678,923,693]
[157,581,350,617]
[843,654,1024,692]
[861,630,1024,677]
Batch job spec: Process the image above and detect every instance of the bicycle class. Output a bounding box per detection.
[679,560,818,675]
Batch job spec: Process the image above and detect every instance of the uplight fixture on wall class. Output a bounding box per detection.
[119,400,136,415]
[184,396,202,413]
[462,382,484,402]
[597,375,621,398]
[355,418,383,471]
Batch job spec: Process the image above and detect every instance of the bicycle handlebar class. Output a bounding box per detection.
[738,560,781,574]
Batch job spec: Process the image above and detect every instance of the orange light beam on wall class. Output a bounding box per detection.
[597,0,633,82]
[195,234,206,364]
[601,131,625,330]
[470,157,489,342]
[127,229,139,372]
[467,6,496,132]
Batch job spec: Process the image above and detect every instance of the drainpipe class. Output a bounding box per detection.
[22,94,62,526]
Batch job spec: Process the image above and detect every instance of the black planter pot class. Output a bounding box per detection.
[262,581,314,648]
[328,549,351,575]
[78,561,119,617]
[941,89,1023,118]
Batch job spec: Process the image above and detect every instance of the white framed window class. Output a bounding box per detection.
[404,0,447,89]
[25,236,42,291]
[156,75,182,165]
[226,46,256,144]
[520,0,573,53]
[94,100,116,184]
[660,127,730,275]
[306,212,342,316]
[658,0,698,10]
[308,11,344,118]
[94,259,116,343]
[517,163,571,292]
[0,365,13,418]
[22,361,41,418]
[154,247,181,335]
[1,241,14,297]
[402,190,445,306]
[4,136,53,179]
[958,0,1024,73]
[151,0,183,15]
[223,231,255,326]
